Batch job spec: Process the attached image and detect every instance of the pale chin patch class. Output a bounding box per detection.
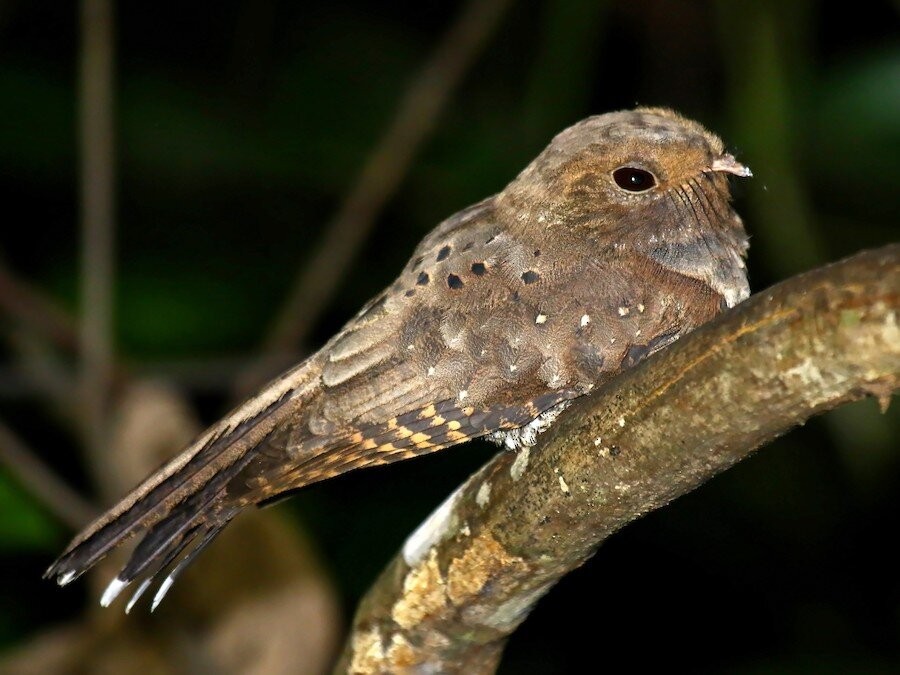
[721,282,750,308]
[649,231,750,310]
[718,246,751,308]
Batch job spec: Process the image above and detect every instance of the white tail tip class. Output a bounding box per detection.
[150,574,175,613]
[100,576,130,608]
[125,577,154,614]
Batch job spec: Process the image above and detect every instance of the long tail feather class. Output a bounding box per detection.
[150,522,227,612]
[124,521,223,613]
[44,363,315,593]
[45,430,258,589]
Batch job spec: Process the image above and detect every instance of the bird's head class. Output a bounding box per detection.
[500,107,750,238]
[498,107,752,307]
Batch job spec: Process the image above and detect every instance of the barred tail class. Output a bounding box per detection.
[44,361,316,610]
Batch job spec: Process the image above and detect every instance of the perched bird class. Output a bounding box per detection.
[46,107,751,612]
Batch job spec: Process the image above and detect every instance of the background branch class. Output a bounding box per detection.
[339,244,899,674]
[0,419,97,529]
[79,0,116,496]
[256,0,513,373]
[0,259,79,353]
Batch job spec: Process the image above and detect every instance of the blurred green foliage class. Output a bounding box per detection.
[0,1,897,672]
[0,470,59,551]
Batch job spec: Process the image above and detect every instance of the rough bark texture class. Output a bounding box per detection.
[337,244,899,674]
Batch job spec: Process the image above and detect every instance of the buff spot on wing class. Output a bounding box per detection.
[410,432,431,445]
[447,420,462,431]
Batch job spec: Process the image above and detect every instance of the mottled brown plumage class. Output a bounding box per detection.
[46,107,751,611]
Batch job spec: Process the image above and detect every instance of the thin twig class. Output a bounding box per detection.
[79,0,116,492]
[338,245,899,673]
[0,419,97,530]
[254,0,514,384]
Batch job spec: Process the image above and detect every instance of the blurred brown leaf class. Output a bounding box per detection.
[1,381,341,675]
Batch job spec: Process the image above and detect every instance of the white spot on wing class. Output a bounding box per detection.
[535,313,547,324]
[580,314,590,327]
[618,306,630,317]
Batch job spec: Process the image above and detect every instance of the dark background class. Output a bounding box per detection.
[0,1,898,672]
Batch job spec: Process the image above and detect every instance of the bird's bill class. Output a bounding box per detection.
[710,154,752,178]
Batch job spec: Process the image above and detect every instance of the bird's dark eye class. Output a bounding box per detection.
[612,166,657,192]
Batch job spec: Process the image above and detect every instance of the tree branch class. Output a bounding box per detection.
[338,244,899,674]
